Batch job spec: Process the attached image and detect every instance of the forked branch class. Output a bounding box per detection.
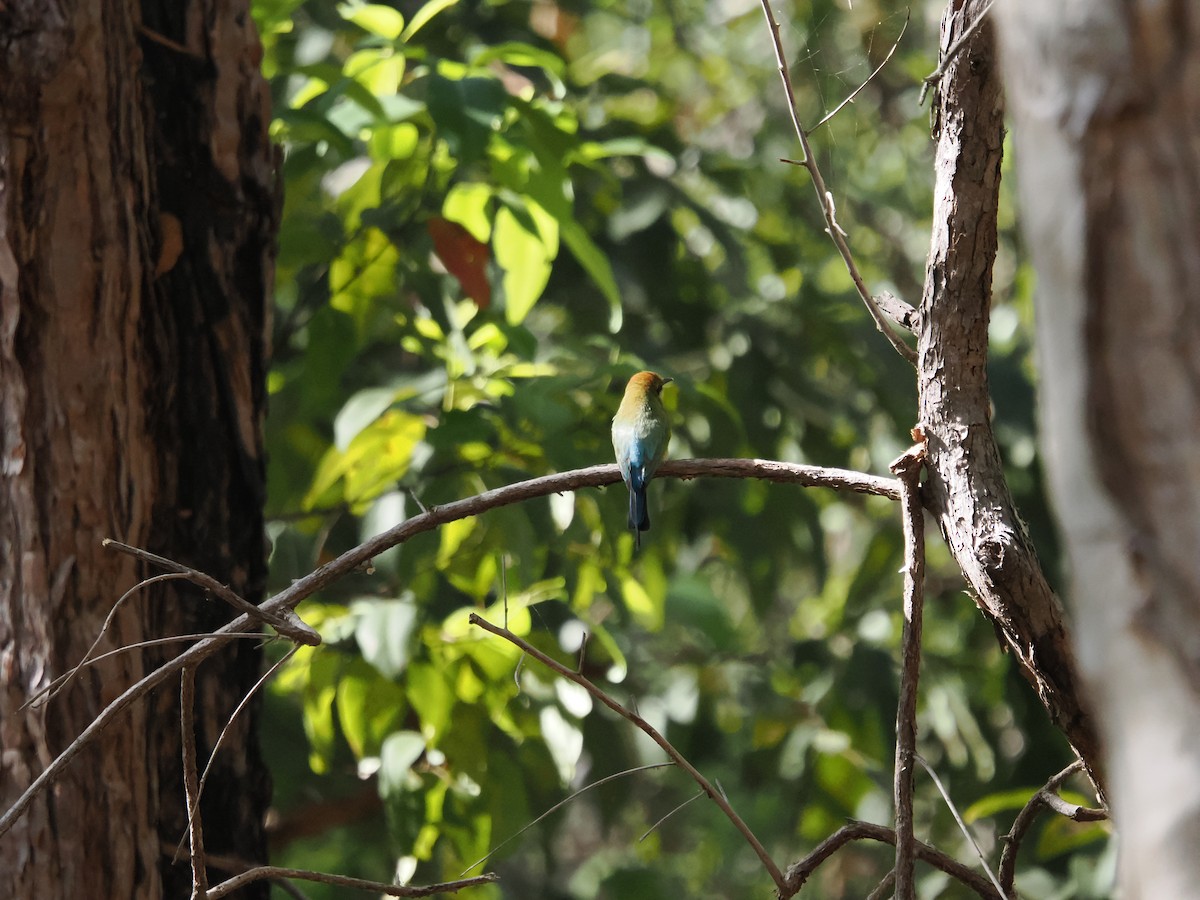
[0,459,898,843]
[998,761,1108,895]
[782,820,1002,898]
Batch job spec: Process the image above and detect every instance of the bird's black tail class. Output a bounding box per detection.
[628,484,650,549]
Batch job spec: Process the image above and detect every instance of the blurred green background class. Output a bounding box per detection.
[253,0,1111,896]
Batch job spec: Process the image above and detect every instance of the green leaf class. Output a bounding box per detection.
[353,597,420,678]
[506,160,622,331]
[1037,817,1112,859]
[379,730,427,795]
[427,72,507,165]
[334,386,400,449]
[302,650,340,773]
[471,41,566,95]
[539,705,582,782]
[340,2,405,40]
[407,662,454,743]
[443,181,494,242]
[621,574,663,631]
[336,658,407,757]
[401,0,460,42]
[252,0,305,32]
[275,107,355,159]
[344,47,406,97]
[305,409,427,509]
[494,201,558,324]
[964,787,1045,823]
[367,121,422,163]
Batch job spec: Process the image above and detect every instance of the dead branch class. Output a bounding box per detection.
[24,572,190,709]
[177,647,300,863]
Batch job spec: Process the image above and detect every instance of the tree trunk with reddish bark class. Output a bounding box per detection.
[0,2,277,897]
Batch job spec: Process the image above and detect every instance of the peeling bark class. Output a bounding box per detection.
[0,2,276,897]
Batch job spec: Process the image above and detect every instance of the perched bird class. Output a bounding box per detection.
[611,371,673,549]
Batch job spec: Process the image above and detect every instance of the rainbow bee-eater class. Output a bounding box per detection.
[612,371,672,549]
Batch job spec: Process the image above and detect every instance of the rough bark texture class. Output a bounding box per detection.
[917,0,1103,788]
[0,2,276,897]
[998,0,1200,894]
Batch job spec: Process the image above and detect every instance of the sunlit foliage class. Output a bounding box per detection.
[255,1,1110,896]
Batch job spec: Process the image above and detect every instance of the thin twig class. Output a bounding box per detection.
[24,572,190,709]
[197,646,299,805]
[470,613,787,893]
[27,632,272,709]
[758,0,918,364]
[180,667,209,899]
[177,647,301,861]
[137,24,204,59]
[811,11,910,133]
[576,630,589,674]
[639,790,704,842]
[915,755,1005,896]
[406,487,429,515]
[1,459,899,842]
[998,760,1107,895]
[169,845,314,898]
[461,762,674,874]
[865,870,897,900]
[205,868,498,899]
[919,0,997,105]
[782,820,1002,898]
[102,539,319,645]
[890,444,927,899]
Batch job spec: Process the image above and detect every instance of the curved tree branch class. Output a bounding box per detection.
[0,458,899,841]
[782,820,1002,899]
[915,0,1104,793]
[998,760,1107,895]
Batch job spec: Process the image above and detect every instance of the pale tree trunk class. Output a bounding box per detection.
[0,2,276,898]
[997,2,1200,895]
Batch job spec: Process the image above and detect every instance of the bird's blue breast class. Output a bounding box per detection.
[614,424,660,489]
